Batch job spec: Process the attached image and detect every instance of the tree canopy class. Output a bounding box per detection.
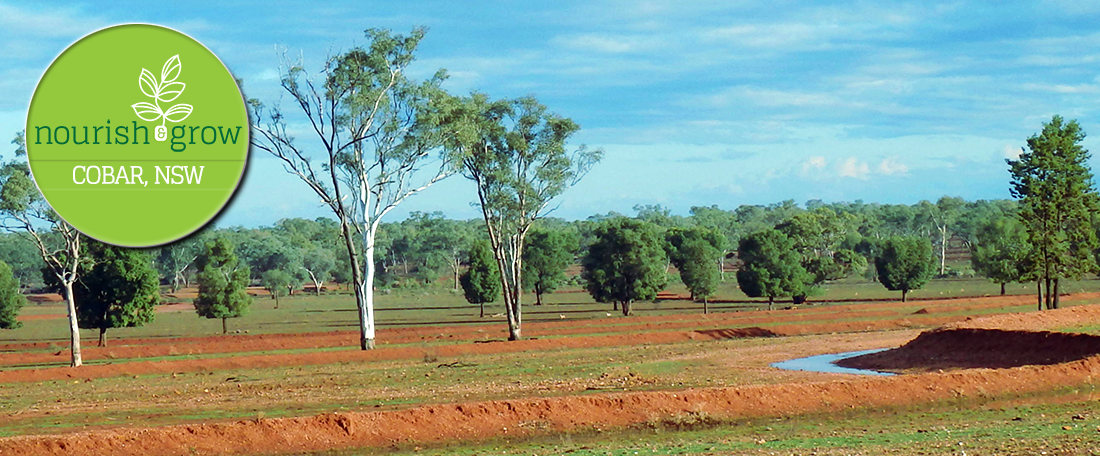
[582,218,667,316]
[875,236,935,302]
[74,241,159,346]
[1008,115,1100,309]
[194,237,252,334]
[736,229,811,310]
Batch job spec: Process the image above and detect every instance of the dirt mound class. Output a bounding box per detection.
[945,303,1100,332]
[5,352,1100,456]
[838,328,1100,373]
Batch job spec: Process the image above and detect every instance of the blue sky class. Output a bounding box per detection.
[3,1,1100,226]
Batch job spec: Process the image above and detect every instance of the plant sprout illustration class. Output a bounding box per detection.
[131,55,193,141]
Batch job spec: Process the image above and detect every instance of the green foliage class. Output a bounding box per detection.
[0,260,25,329]
[665,227,725,270]
[261,269,293,305]
[582,218,668,316]
[0,233,43,287]
[460,239,500,305]
[155,229,208,292]
[874,236,935,300]
[74,241,159,343]
[194,238,252,332]
[522,228,578,305]
[775,208,863,299]
[677,238,720,306]
[1008,115,1100,308]
[736,230,811,308]
[456,93,602,338]
[666,227,724,306]
[971,215,1030,290]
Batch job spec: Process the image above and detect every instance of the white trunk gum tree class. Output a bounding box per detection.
[250,28,458,350]
[0,144,85,367]
[455,95,601,341]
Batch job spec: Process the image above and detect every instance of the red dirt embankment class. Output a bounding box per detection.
[839,304,1100,373]
[838,328,1100,372]
[4,350,1100,456]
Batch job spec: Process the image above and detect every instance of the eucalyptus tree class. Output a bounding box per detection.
[775,208,865,302]
[0,233,43,288]
[0,132,85,366]
[666,225,726,306]
[156,229,209,292]
[688,205,739,280]
[409,212,473,289]
[454,94,601,340]
[250,28,460,349]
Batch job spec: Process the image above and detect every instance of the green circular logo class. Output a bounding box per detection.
[26,24,249,247]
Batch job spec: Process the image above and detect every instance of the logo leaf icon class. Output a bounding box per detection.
[157,82,186,102]
[163,104,193,123]
[132,102,163,121]
[139,69,159,98]
[161,55,182,84]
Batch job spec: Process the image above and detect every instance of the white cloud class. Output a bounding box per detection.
[801,156,826,175]
[838,157,870,179]
[553,33,660,54]
[1003,144,1022,160]
[878,157,909,175]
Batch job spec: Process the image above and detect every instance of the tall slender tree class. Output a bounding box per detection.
[0,132,85,366]
[455,94,601,339]
[1008,116,1100,310]
[251,28,461,349]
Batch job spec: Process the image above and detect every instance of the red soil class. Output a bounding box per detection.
[839,304,1100,373]
[838,328,1100,372]
[4,349,1100,456]
[3,295,1100,455]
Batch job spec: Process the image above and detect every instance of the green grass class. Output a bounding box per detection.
[8,276,1099,345]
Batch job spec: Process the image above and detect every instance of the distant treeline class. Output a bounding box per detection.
[0,196,1027,292]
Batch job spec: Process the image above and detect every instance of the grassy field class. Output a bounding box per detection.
[4,275,1100,455]
[5,275,1098,345]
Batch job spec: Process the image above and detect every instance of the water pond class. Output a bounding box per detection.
[770,348,896,376]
